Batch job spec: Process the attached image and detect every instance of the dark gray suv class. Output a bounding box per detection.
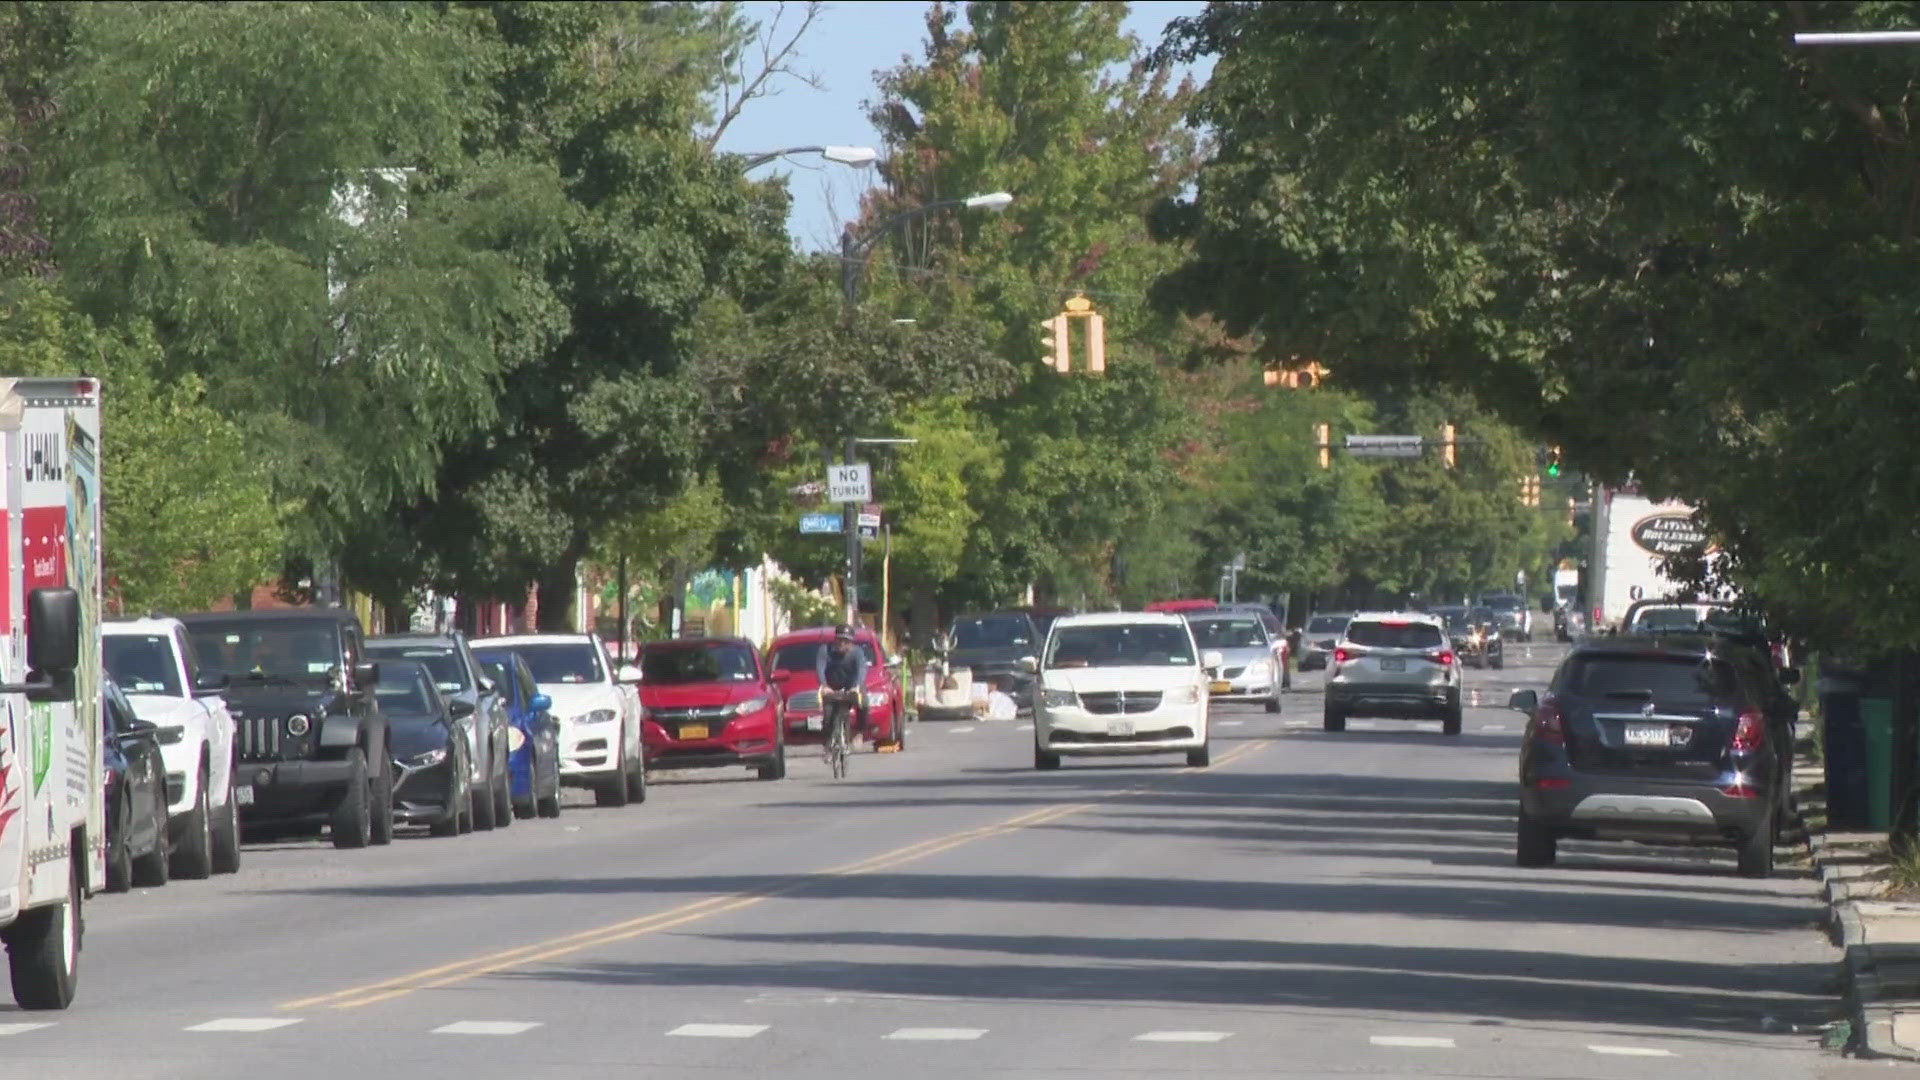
[1508,636,1796,877]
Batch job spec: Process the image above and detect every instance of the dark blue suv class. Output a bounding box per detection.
[475,649,562,819]
[1508,635,1797,878]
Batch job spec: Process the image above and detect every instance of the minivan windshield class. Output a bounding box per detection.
[1187,618,1268,650]
[642,642,759,684]
[104,634,181,696]
[1346,621,1446,649]
[1045,623,1194,668]
[951,616,1033,650]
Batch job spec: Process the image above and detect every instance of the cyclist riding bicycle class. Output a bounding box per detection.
[814,624,869,751]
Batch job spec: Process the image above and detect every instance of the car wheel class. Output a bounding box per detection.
[596,743,632,808]
[1322,705,1346,733]
[131,785,170,888]
[471,762,498,830]
[429,793,461,836]
[1186,744,1212,768]
[370,758,396,846]
[1282,667,1292,690]
[457,786,475,833]
[1516,807,1557,867]
[758,739,787,781]
[624,746,648,804]
[105,795,133,893]
[6,856,79,1010]
[492,761,514,826]
[171,766,214,880]
[1034,743,1061,771]
[211,782,242,875]
[329,749,373,850]
[1737,811,1776,878]
[1442,704,1463,736]
[1265,694,1281,714]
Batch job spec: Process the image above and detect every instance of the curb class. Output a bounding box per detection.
[1800,761,1920,1061]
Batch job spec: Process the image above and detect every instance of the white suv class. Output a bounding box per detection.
[1324,612,1464,735]
[1030,613,1218,770]
[474,634,646,807]
[103,618,242,877]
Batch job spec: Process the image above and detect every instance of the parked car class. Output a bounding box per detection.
[1012,606,1073,639]
[1508,635,1795,877]
[766,626,906,750]
[103,618,241,878]
[181,609,393,849]
[1324,613,1463,734]
[942,611,1042,708]
[374,660,473,838]
[473,649,563,818]
[1186,611,1284,713]
[638,636,785,781]
[1031,612,1215,770]
[367,633,514,832]
[473,634,646,807]
[1297,612,1352,671]
[102,679,172,892]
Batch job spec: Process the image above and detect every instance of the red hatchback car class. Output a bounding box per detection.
[766,626,906,751]
[638,637,786,781]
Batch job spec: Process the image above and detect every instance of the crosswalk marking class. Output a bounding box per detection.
[1370,1035,1455,1048]
[0,1023,54,1036]
[186,1018,303,1033]
[668,1023,768,1039]
[433,1021,542,1036]
[1588,1045,1675,1057]
[1135,1030,1231,1043]
[885,1027,987,1041]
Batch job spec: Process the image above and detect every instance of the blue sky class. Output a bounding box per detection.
[711,1,1212,252]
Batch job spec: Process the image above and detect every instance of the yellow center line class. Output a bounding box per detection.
[282,735,1275,1011]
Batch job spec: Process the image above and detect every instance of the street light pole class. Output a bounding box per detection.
[739,145,879,171]
[839,191,1014,311]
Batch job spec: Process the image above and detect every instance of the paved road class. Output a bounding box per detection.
[4,642,1877,1079]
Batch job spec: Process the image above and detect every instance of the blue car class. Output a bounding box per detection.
[475,649,563,819]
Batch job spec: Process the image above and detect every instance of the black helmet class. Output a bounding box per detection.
[834,623,855,640]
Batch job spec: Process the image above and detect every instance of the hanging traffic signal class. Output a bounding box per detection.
[1545,445,1562,478]
[1040,295,1105,373]
[1440,423,1456,468]
[1314,422,1331,469]
[1039,314,1068,373]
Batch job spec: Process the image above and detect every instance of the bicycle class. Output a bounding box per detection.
[820,688,859,779]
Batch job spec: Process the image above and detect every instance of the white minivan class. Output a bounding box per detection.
[1028,613,1218,770]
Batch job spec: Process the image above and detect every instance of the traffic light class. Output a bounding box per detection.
[1546,445,1562,478]
[1314,422,1331,469]
[1440,423,1456,469]
[1039,314,1068,373]
[1263,367,1283,388]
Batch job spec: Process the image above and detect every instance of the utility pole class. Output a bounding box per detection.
[844,434,859,625]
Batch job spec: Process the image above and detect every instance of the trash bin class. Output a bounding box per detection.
[1822,671,1869,829]
[1862,695,1895,830]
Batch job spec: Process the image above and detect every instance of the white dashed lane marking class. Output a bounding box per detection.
[885,1028,988,1041]
[1369,1035,1456,1049]
[433,1021,543,1036]
[1134,1030,1232,1043]
[1589,1045,1676,1057]
[0,1023,54,1036]
[1478,724,1507,732]
[1217,720,1244,727]
[947,726,975,734]
[186,1018,303,1033]
[668,1023,768,1039]
[1282,719,1313,728]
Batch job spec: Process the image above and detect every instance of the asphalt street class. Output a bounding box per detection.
[2,642,1883,1079]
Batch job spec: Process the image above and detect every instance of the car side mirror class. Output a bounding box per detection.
[1508,689,1539,713]
[119,716,159,741]
[1202,650,1225,671]
[352,661,380,687]
[448,700,476,719]
[478,677,497,694]
[193,670,231,696]
[530,693,552,712]
[1779,667,1802,687]
[617,664,642,685]
[886,655,904,669]
[770,670,793,683]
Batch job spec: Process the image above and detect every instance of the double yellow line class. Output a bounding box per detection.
[282,738,1271,1011]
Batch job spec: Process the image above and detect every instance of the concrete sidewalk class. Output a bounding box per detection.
[1797,761,1920,1061]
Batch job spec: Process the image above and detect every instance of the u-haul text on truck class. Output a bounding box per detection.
[1588,481,1729,634]
[0,378,100,1010]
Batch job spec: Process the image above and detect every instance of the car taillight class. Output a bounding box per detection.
[1333,648,1352,665]
[1533,696,1565,746]
[1732,710,1765,752]
[1427,650,1454,666]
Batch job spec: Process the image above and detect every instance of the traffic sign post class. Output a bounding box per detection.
[827,462,872,503]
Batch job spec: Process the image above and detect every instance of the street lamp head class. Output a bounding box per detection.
[821,145,879,167]
[963,191,1015,212]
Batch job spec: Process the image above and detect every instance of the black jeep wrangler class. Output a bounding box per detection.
[179,609,393,849]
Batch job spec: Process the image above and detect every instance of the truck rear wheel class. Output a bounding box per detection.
[7,855,79,1009]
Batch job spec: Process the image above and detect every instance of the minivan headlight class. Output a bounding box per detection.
[1173,685,1202,705]
[1039,688,1078,709]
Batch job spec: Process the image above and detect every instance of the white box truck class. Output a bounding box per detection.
[1587,481,1723,634]
[0,378,102,1010]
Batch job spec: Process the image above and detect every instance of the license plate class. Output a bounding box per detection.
[805,716,824,732]
[1107,720,1135,737]
[679,724,708,740]
[233,785,254,806]
[1624,723,1670,748]
[1379,658,1406,672]
[1210,680,1231,694]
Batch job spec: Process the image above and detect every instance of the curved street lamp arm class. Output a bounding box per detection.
[739,145,827,170]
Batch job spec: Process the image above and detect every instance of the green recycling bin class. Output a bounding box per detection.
[1861,695,1895,830]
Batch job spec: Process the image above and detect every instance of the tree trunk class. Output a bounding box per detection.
[908,582,940,649]
[535,545,583,632]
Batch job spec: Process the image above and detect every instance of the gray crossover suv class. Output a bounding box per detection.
[1323,613,1463,734]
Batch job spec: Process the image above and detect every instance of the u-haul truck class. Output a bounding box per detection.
[0,378,101,1010]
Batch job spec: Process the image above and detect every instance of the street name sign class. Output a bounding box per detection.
[1345,434,1425,458]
